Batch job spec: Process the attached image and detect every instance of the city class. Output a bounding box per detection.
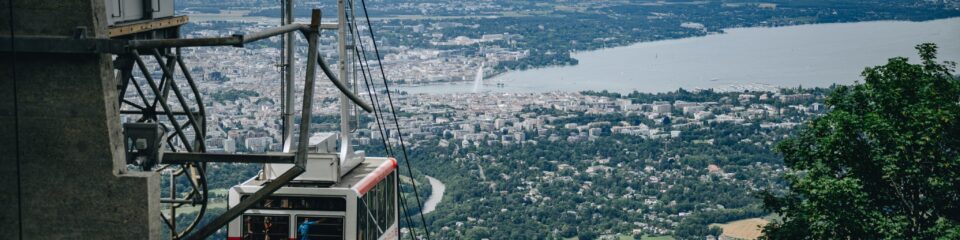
[3,0,959,239]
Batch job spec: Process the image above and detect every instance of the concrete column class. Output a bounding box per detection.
[0,0,159,239]
[1,0,20,237]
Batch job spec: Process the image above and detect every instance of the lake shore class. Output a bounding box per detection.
[402,17,960,94]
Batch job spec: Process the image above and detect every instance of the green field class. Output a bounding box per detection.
[710,218,769,240]
[567,234,674,240]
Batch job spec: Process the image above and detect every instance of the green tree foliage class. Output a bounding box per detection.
[760,43,960,239]
[209,89,259,103]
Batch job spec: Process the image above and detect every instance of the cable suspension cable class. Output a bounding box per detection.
[346,2,431,238]
[398,189,418,239]
[347,10,391,157]
[358,196,386,236]
[344,5,413,239]
[354,1,432,239]
[279,0,287,145]
[355,45,391,156]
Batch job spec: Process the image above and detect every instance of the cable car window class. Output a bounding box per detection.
[295,216,344,240]
[241,214,290,240]
[357,172,397,240]
[241,195,346,211]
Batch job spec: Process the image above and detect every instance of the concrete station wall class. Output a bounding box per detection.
[1,0,159,239]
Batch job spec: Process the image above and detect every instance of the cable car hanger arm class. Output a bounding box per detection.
[128,23,310,49]
[317,55,375,113]
[183,9,324,240]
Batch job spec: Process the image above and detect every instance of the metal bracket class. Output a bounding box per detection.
[2,22,310,54]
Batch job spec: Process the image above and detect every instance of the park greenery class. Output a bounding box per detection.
[209,89,260,103]
[382,91,826,239]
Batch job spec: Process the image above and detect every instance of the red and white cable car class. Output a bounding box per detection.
[226,1,405,238]
[227,153,399,240]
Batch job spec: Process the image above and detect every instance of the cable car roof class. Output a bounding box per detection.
[240,157,397,197]
[340,157,397,196]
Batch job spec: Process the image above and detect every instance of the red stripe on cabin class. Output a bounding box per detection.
[352,158,397,196]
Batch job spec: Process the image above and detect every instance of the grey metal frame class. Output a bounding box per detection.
[119,48,209,239]
[162,152,297,165]
[182,9,324,240]
[281,0,296,159]
[318,56,375,113]
[128,24,309,48]
[0,6,373,240]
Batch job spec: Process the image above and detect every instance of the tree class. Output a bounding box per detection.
[760,43,960,239]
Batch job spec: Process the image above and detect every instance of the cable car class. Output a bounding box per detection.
[227,151,399,240]
[224,1,407,239]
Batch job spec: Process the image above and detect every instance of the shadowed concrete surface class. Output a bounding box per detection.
[1,0,159,239]
[1,0,19,237]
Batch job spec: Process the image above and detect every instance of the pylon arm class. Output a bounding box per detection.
[163,152,297,164]
[2,23,311,53]
[129,23,310,48]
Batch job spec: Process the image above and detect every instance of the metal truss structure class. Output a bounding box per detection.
[1,4,378,238]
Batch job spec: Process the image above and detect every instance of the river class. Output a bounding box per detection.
[422,176,445,215]
[404,17,960,94]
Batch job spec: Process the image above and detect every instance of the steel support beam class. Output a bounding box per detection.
[281,0,296,152]
[1,23,312,53]
[175,48,207,139]
[337,0,354,165]
[132,50,194,152]
[182,9,324,240]
[151,49,206,151]
[120,110,200,116]
[162,152,296,164]
[128,24,309,49]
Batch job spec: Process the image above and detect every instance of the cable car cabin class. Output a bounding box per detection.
[227,157,398,240]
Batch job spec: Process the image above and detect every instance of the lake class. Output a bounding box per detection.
[404,17,960,94]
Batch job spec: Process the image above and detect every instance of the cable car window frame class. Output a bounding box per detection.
[357,171,397,240]
[240,214,291,240]
[241,195,347,211]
